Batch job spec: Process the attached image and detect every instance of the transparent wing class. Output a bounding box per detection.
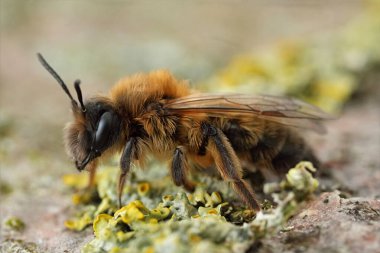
[164,93,334,133]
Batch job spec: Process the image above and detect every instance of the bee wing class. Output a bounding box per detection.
[165,93,334,133]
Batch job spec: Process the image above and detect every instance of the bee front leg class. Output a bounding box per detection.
[118,137,137,208]
[86,160,98,189]
[204,123,261,211]
[171,146,195,192]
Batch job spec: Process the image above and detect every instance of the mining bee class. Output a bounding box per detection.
[38,53,331,210]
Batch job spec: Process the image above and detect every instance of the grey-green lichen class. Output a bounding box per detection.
[4,216,26,231]
[63,161,320,253]
[0,239,38,253]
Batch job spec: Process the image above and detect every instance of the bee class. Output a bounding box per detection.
[37,53,331,211]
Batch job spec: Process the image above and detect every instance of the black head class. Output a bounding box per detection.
[38,53,121,171]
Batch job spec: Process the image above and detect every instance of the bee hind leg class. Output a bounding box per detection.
[204,123,261,211]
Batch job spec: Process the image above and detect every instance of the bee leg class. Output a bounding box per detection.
[118,137,137,208]
[205,123,261,211]
[198,124,210,156]
[171,146,195,192]
[86,160,98,189]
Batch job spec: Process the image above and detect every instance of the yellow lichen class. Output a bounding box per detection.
[143,247,155,253]
[162,194,174,202]
[62,173,89,189]
[116,231,135,242]
[114,201,147,224]
[150,207,171,219]
[71,191,95,205]
[193,188,206,204]
[93,214,113,239]
[137,182,151,196]
[66,160,322,252]
[210,192,222,205]
[4,217,25,231]
[65,212,94,231]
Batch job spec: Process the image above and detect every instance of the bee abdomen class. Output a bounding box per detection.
[221,119,259,152]
[222,120,320,176]
[271,131,320,174]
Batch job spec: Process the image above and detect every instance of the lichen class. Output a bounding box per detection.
[0,239,38,253]
[4,216,25,231]
[282,161,319,200]
[64,205,96,231]
[83,200,254,253]
[0,179,13,195]
[63,160,320,252]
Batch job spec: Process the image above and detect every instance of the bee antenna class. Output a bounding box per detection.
[37,53,78,107]
[74,80,87,113]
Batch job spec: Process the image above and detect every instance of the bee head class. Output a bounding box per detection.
[38,53,121,171]
[65,98,121,171]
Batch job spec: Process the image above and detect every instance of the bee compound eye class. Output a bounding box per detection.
[93,111,113,151]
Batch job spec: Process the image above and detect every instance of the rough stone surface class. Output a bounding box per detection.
[255,192,380,253]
